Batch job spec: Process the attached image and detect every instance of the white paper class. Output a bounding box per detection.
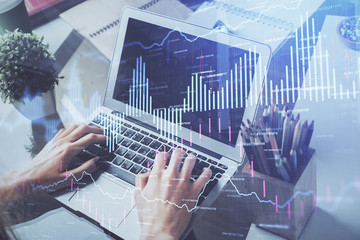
[187,0,325,54]
[60,0,192,60]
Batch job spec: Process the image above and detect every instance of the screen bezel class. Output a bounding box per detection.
[104,7,271,164]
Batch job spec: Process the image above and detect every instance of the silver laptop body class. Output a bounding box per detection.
[55,7,271,240]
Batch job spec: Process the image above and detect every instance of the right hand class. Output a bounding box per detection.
[135,148,212,240]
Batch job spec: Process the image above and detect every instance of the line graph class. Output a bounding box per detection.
[125,0,306,51]
[20,169,316,213]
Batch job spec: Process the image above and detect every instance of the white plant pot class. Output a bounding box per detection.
[13,90,57,120]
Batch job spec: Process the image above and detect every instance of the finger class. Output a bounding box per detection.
[52,128,65,141]
[58,124,78,139]
[167,148,185,175]
[64,158,98,180]
[192,168,212,195]
[67,124,104,142]
[180,154,196,180]
[135,173,149,191]
[71,133,107,152]
[152,152,170,174]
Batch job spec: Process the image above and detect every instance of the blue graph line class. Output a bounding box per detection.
[125,28,205,50]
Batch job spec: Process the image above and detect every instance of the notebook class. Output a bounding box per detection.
[187,0,324,54]
[60,0,192,60]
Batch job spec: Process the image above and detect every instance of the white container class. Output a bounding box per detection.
[13,90,57,120]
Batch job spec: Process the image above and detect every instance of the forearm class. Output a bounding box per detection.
[0,170,36,203]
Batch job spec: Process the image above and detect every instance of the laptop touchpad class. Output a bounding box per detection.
[68,174,135,230]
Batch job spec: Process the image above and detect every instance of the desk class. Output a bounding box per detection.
[1,0,360,239]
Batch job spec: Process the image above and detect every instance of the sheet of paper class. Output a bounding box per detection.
[60,0,192,60]
[187,0,324,54]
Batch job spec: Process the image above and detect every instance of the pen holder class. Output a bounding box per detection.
[240,148,316,240]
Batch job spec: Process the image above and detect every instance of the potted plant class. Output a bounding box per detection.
[0,29,62,120]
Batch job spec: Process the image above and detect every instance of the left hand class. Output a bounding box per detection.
[7,124,106,197]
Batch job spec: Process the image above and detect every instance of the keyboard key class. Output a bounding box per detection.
[141,137,153,146]
[88,123,99,128]
[78,151,95,162]
[158,138,167,143]
[132,133,144,142]
[142,159,154,168]
[130,165,142,174]
[124,151,136,160]
[132,126,140,132]
[146,150,156,159]
[114,135,124,144]
[140,168,148,174]
[202,179,218,197]
[218,163,228,170]
[198,196,205,206]
[113,156,125,166]
[123,123,132,128]
[191,168,201,180]
[141,130,149,135]
[92,115,102,124]
[103,153,116,162]
[115,146,127,156]
[129,142,142,151]
[149,141,161,150]
[187,150,197,156]
[96,148,109,157]
[105,164,135,185]
[99,119,106,127]
[138,146,150,156]
[98,142,109,152]
[207,159,217,165]
[158,144,171,152]
[124,129,135,138]
[86,145,101,155]
[195,161,210,172]
[121,160,133,170]
[117,126,127,135]
[169,143,177,148]
[121,139,133,148]
[197,154,207,161]
[133,155,145,164]
[149,134,158,139]
[210,166,225,178]
[99,113,107,117]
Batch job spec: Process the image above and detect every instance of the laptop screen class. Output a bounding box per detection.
[112,18,259,147]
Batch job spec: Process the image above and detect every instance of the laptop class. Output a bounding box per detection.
[55,7,271,240]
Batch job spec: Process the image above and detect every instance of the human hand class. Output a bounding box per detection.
[9,124,106,197]
[135,149,212,240]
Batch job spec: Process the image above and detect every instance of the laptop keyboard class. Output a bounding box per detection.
[75,112,229,206]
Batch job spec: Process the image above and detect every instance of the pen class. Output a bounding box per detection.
[281,111,292,157]
[275,153,290,182]
[281,156,292,177]
[263,133,278,177]
[304,120,314,151]
[290,149,297,172]
[291,120,302,151]
[262,107,269,125]
[298,120,308,156]
[285,118,295,158]
[277,106,287,147]
[255,135,271,175]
